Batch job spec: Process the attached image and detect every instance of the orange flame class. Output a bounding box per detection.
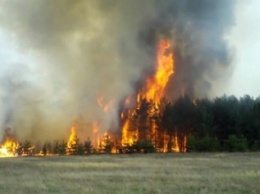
[67,125,77,149]
[0,138,18,157]
[172,135,180,152]
[121,120,136,146]
[139,39,174,105]
[121,120,129,145]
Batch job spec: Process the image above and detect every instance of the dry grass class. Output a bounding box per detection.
[0,153,260,194]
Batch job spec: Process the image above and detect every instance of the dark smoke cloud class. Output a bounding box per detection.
[139,0,236,99]
[0,0,236,141]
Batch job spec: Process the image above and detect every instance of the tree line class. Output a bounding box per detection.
[118,94,260,153]
[4,94,260,156]
[161,95,260,152]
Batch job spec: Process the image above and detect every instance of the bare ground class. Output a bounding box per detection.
[0,153,260,194]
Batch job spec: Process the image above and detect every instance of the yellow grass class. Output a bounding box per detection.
[0,153,260,194]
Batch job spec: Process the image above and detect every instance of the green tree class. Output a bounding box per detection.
[171,95,196,152]
[58,141,67,155]
[161,102,174,152]
[132,139,155,153]
[68,138,82,155]
[22,140,33,156]
[194,99,214,138]
[53,141,59,155]
[76,142,85,155]
[238,95,256,148]
[84,138,92,154]
[225,135,248,152]
[212,95,239,144]
[252,99,260,148]
[42,144,47,156]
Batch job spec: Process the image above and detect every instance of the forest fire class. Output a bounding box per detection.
[0,1,250,158]
[0,38,186,156]
[62,38,185,154]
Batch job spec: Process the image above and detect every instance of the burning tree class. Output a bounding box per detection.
[0,128,19,157]
[84,137,92,154]
[0,128,35,157]
[118,38,187,153]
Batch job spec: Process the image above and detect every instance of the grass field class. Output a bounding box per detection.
[0,153,260,194]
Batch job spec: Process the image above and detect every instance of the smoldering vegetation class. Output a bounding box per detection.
[0,0,236,142]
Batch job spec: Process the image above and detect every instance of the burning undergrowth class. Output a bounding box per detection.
[0,1,236,157]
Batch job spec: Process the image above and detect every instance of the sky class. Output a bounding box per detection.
[224,0,260,98]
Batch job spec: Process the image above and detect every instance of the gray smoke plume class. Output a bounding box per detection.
[0,0,236,142]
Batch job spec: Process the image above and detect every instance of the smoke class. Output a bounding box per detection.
[138,1,236,99]
[0,0,236,142]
